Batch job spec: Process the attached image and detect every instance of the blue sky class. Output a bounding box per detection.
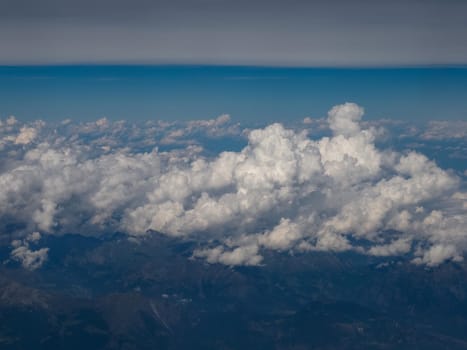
[2,0,466,123]
[1,65,466,123]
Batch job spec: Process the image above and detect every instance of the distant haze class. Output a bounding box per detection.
[1,0,466,66]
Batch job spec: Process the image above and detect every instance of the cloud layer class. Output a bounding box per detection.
[1,103,466,268]
[1,0,467,65]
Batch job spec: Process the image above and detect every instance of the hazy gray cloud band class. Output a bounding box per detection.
[1,0,466,65]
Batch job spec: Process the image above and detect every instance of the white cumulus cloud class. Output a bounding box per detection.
[0,103,466,268]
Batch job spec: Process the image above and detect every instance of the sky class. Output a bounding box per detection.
[1,0,467,66]
[1,66,467,122]
[0,0,466,270]
[1,0,467,122]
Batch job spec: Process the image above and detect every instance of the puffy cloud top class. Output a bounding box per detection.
[328,102,364,137]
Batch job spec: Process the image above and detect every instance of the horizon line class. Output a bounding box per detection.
[2,63,467,70]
